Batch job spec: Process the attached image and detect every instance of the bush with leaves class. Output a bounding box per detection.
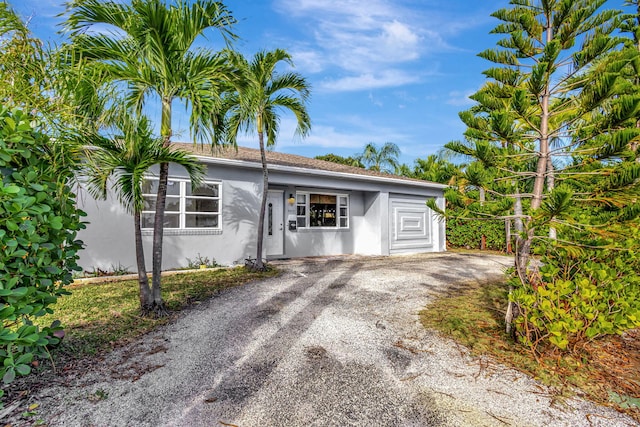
[0,108,84,402]
[512,223,640,351]
[446,217,506,251]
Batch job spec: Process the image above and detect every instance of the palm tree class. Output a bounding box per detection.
[224,49,311,270]
[86,113,204,312]
[0,2,41,109]
[358,142,400,173]
[65,0,236,313]
[314,153,364,168]
[412,154,460,185]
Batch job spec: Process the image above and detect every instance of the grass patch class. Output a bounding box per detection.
[38,267,278,358]
[420,280,640,422]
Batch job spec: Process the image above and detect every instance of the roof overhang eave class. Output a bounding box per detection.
[192,155,449,191]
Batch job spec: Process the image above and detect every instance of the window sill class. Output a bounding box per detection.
[296,227,350,232]
[142,228,223,236]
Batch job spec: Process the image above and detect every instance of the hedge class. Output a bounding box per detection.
[446,217,507,251]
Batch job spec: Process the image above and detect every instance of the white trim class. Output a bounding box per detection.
[141,177,222,231]
[142,228,223,236]
[296,191,349,230]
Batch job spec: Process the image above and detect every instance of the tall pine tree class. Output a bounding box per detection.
[438,0,640,350]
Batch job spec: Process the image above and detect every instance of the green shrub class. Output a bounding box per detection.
[446,217,507,251]
[0,108,84,401]
[511,226,640,351]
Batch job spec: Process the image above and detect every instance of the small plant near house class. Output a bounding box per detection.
[244,257,273,272]
[185,254,219,270]
[81,263,133,278]
[109,263,133,276]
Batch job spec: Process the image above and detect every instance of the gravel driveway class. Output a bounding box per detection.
[31,253,636,426]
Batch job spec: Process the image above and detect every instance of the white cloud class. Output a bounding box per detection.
[247,115,409,152]
[321,70,421,92]
[274,0,441,92]
[276,0,394,22]
[310,17,424,72]
[393,90,416,103]
[289,48,326,74]
[380,20,420,60]
[368,92,383,107]
[446,90,476,106]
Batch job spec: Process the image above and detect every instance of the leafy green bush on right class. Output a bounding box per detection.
[512,225,640,351]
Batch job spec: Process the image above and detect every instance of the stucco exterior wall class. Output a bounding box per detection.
[76,158,446,272]
[77,162,265,271]
[75,189,137,272]
[277,186,360,258]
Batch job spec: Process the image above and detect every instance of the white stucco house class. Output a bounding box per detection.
[76,144,447,271]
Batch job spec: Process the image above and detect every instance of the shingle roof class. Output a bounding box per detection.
[171,142,441,186]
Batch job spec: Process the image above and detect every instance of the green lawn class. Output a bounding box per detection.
[39,267,278,358]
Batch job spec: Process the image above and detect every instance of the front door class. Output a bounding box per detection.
[264,190,284,257]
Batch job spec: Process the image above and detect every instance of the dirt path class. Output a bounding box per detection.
[6,253,637,426]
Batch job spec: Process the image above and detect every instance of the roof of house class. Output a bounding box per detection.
[172,143,445,188]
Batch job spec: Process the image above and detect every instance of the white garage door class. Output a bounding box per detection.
[389,196,433,254]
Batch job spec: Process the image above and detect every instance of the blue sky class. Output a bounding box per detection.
[6,0,603,166]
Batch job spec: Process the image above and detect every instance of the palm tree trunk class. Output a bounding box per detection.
[151,160,169,313]
[134,211,152,312]
[255,130,269,270]
[150,97,172,315]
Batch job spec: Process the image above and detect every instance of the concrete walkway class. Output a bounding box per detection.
[35,253,635,426]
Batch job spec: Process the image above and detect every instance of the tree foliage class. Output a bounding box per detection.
[64,0,236,314]
[357,142,400,173]
[0,108,84,399]
[438,0,640,352]
[314,153,364,168]
[84,111,204,311]
[397,153,460,185]
[223,48,311,270]
[512,224,640,350]
[0,2,45,111]
[446,217,507,251]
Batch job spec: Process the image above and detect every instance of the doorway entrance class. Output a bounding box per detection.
[264,190,284,257]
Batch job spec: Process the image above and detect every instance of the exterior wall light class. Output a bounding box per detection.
[288,194,296,205]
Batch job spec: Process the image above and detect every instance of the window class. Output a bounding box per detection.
[296,193,307,228]
[141,178,221,230]
[296,192,349,228]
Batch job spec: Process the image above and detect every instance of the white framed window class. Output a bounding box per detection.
[296,192,349,229]
[141,178,221,230]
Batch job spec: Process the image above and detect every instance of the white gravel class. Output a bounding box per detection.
[19,253,639,426]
